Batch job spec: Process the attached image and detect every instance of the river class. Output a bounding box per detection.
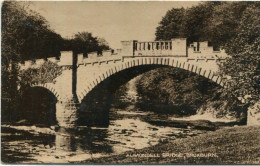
[1,76,206,163]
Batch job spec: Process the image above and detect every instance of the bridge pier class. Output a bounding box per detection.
[56,97,79,128]
[21,39,252,128]
[54,51,81,128]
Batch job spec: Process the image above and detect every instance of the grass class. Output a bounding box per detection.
[82,125,260,164]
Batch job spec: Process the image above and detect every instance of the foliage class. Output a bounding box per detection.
[19,61,62,87]
[136,68,224,116]
[181,2,221,44]
[155,2,253,46]
[1,2,111,122]
[2,1,63,61]
[1,2,31,121]
[155,2,223,44]
[64,32,110,56]
[155,8,185,40]
[156,1,260,106]
[1,1,64,121]
[2,1,110,62]
[136,67,247,120]
[219,4,260,104]
[17,61,61,123]
[207,2,249,47]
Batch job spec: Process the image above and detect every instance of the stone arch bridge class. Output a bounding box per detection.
[20,38,240,128]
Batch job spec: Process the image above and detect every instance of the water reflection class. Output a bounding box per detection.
[2,110,205,163]
[50,127,113,162]
[2,76,205,163]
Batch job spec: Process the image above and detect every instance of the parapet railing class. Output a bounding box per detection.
[134,41,173,56]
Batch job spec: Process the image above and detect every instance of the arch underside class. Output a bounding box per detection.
[20,86,58,125]
[78,57,226,102]
[31,83,61,101]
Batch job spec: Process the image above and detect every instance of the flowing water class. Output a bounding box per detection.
[1,76,206,163]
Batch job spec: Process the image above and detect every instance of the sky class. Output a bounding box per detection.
[28,1,201,49]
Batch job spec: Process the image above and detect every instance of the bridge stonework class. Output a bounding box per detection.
[19,38,260,127]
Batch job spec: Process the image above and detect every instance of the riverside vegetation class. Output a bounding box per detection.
[1,1,110,123]
[2,1,259,124]
[136,67,247,124]
[1,1,260,164]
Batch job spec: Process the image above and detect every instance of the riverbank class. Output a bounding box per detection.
[84,125,260,164]
[136,67,247,121]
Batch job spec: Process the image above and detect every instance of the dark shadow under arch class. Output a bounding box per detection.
[79,65,162,126]
[20,87,58,126]
[78,64,223,127]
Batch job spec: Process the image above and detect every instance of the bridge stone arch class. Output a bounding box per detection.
[77,57,226,102]
[20,84,60,125]
[21,38,258,128]
[30,83,61,101]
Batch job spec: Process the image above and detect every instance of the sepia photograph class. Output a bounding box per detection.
[1,0,260,164]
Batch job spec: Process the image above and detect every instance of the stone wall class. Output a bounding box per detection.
[19,38,234,128]
[188,41,229,59]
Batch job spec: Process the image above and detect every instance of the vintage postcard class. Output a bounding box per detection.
[1,1,260,164]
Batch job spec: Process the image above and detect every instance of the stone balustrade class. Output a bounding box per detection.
[134,41,173,56]
[133,38,187,57]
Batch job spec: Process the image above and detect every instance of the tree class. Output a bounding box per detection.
[155,2,222,45]
[1,1,63,122]
[2,2,29,122]
[19,61,62,87]
[97,37,110,50]
[2,2,63,61]
[68,31,110,56]
[182,2,222,44]
[155,8,185,40]
[155,2,260,104]
[154,1,260,117]
[207,2,249,47]
[219,3,260,105]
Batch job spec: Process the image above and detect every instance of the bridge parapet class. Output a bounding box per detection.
[19,50,124,70]
[121,38,229,59]
[19,38,230,71]
[133,38,187,57]
[19,58,60,70]
[82,55,122,65]
[81,50,122,65]
[188,41,229,59]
